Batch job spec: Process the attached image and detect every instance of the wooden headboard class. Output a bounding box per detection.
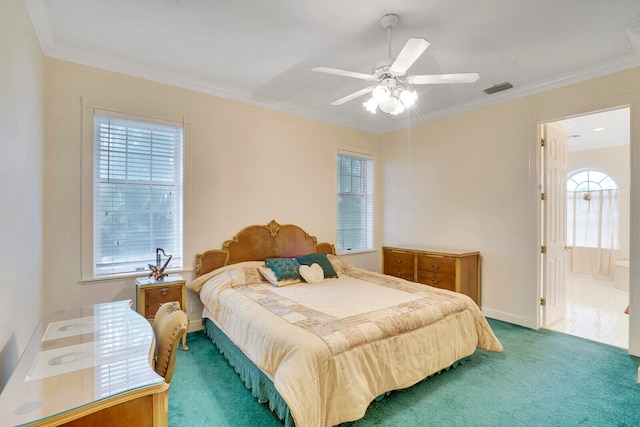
[195,220,336,277]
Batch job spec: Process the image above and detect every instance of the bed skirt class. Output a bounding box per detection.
[203,317,467,427]
[203,318,295,427]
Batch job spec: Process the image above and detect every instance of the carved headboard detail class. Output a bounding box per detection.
[195,220,336,277]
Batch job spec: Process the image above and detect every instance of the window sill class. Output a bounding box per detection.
[336,249,378,256]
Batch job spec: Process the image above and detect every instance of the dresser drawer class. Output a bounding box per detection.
[417,271,456,292]
[383,249,415,281]
[417,255,456,275]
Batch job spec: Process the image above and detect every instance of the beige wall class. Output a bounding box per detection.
[381,68,640,329]
[0,0,44,390]
[43,59,382,328]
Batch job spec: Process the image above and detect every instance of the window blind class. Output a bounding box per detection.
[94,112,183,276]
[337,151,374,252]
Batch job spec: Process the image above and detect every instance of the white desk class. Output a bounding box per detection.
[0,300,169,426]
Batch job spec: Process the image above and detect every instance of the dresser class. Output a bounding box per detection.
[0,300,169,426]
[383,246,481,305]
[136,274,189,350]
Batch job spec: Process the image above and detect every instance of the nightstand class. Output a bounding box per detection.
[135,274,189,351]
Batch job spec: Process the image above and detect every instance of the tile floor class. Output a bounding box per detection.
[546,272,629,349]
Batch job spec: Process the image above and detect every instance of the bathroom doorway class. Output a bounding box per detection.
[545,107,630,348]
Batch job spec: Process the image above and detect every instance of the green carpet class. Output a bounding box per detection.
[169,319,640,426]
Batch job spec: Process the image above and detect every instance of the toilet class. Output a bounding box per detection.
[613,260,629,291]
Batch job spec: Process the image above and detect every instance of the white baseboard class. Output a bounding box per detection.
[187,317,203,332]
[481,307,533,329]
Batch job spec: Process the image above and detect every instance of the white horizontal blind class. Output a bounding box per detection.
[337,151,374,252]
[94,111,183,276]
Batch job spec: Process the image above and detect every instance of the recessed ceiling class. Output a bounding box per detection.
[558,108,630,152]
[26,0,640,134]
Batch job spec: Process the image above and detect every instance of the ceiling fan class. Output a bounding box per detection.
[312,14,479,114]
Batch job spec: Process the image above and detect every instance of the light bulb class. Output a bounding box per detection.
[378,96,400,114]
[363,97,378,114]
[390,102,405,115]
[399,89,417,108]
[372,85,390,103]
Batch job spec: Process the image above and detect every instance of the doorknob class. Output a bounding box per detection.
[564,246,572,251]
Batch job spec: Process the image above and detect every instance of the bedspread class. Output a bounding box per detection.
[189,257,503,427]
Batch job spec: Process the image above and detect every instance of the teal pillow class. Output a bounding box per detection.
[264,258,302,281]
[295,253,338,278]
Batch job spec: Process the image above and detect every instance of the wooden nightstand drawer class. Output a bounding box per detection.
[143,285,184,319]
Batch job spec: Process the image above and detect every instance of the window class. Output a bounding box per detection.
[337,151,374,252]
[567,169,619,249]
[92,110,183,276]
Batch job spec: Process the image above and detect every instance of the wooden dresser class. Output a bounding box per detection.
[382,246,481,305]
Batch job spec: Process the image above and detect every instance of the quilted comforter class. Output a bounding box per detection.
[188,255,503,427]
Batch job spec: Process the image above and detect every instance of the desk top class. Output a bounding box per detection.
[0,300,165,426]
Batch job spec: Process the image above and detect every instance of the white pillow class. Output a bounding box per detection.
[299,263,324,284]
[258,265,302,287]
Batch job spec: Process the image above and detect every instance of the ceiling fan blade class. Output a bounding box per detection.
[311,67,375,81]
[331,86,375,106]
[390,38,430,76]
[407,72,480,85]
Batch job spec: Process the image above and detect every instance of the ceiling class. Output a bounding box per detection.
[26,0,640,134]
[559,108,630,152]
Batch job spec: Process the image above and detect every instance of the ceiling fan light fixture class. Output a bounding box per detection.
[390,103,405,115]
[372,85,390,103]
[399,89,417,108]
[365,84,417,114]
[364,84,417,115]
[363,97,378,113]
[379,96,401,114]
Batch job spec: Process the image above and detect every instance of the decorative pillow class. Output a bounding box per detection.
[258,265,302,287]
[299,263,324,284]
[326,254,347,275]
[265,258,303,281]
[295,253,338,278]
[229,267,265,287]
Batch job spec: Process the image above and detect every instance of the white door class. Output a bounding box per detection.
[542,123,568,326]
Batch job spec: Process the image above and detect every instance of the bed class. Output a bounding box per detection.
[188,220,503,427]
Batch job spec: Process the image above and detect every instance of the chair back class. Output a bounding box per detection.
[153,301,188,383]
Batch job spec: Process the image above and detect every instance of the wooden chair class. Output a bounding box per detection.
[152,301,188,383]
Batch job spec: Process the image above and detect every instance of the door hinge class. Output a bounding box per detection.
[541,246,546,254]
[540,298,547,307]
[541,192,546,201]
[541,137,546,147]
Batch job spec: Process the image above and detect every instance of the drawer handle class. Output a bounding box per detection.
[431,277,440,284]
[395,259,402,264]
[160,287,169,295]
[431,263,440,270]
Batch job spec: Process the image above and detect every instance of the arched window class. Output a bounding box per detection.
[567,169,619,250]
